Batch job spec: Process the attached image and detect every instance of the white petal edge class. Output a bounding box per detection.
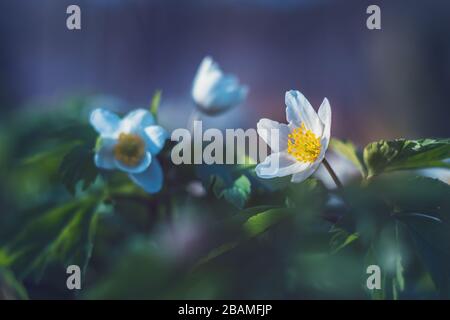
[120,108,155,133]
[257,118,290,152]
[129,159,163,194]
[317,97,331,163]
[94,137,117,170]
[290,162,320,183]
[144,125,169,155]
[285,90,323,136]
[255,152,309,178]
[192,56,222,107]
[318,98,331,139]
[208,75,247,110]
[90,108,121,137]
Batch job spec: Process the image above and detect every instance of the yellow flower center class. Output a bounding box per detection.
[113,133,146,167]
[287,123,321,163]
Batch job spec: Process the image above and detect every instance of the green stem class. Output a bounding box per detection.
[322,158,343,189]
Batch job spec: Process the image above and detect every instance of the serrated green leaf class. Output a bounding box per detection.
[59,144,98,194]
[330,138,367,177]
[150,90,162,120]
[363,138,450,177]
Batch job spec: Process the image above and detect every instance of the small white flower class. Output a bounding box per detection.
[192,56,248,115]
[256,90,331,183]
[90,108,168,193]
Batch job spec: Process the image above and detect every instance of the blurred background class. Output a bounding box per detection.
[1,0,450,144]
[0,0,450,300]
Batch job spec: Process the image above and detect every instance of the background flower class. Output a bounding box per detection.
[90,108,168,193]
[192,56,248,115]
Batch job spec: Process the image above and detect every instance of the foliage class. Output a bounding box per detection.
[0,97,449,300]
[363,139,450,177]
[59,145,99,194]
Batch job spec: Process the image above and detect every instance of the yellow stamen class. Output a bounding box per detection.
[114,133,146,167]
[287,123,321,163]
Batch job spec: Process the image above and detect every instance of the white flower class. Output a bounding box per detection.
[90,108,168,193]
[256,90,331,183]
[192,56,248,115]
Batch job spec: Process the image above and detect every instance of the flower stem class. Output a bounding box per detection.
[322,158,343,189]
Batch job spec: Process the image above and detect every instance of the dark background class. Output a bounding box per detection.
[1,0,449,145]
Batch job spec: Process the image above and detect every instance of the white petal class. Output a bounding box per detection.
[318,98,331,139]
[120,108,155,133]
[290,163,319,183]
[207,76,248,112]
[144,125,168,155]
[317,98,332,162]
[192,57,222,107]
[255,152,308,178]
[257,118,290,152]
[285,90,323,136]
[90,108,120,137]
[129,160,163,194]
[192,56,247,114]
[94,137,117,169]
[114,151,152,174]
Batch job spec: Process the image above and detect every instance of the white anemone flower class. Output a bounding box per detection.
[192,56,248,115]
[90,108,168,193]
[256,90,333,184]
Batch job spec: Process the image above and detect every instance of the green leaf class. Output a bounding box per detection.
[364,247,384,299]
[375,175,450,215]
[213,174,251,209]
[243,208,289,237]
[363,138,450,177]
[330,138,367,177]
[193,208,290,270]
[398,212,450,298]
[150,90,162,120]
[84,241,174,299]
[0,198,99,281]
[330,228,359,254]
[192,241,239,271]
[285,178,327,218]
[59,144,98,194]
[393,251,405,299]
[0,268,28,300]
